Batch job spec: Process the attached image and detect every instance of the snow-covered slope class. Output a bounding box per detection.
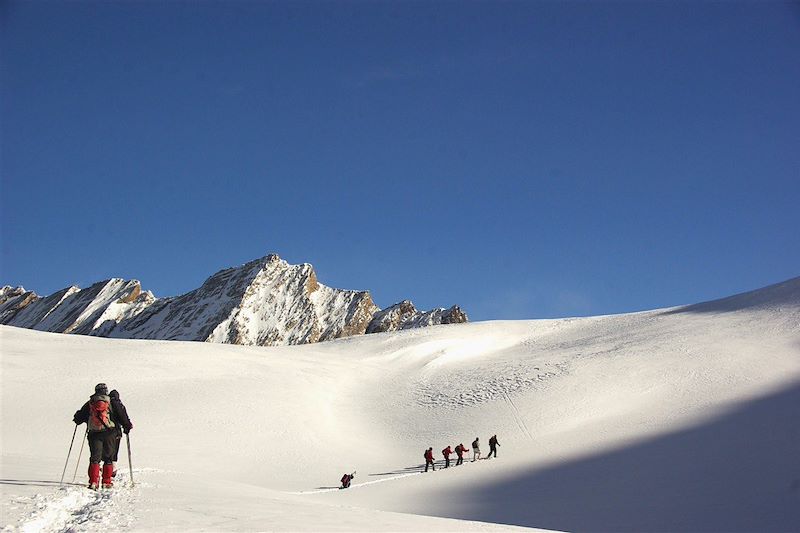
[1,277,798,532]
[0,254,467,346]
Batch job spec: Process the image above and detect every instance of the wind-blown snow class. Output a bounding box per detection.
[1,277,799,532]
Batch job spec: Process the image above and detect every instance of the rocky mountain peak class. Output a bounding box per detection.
[1,253,468,346]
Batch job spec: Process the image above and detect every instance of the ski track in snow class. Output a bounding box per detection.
[5,472,138,533]
[503,392,533,440]
[286,471,422,495]
[288,457,495,495]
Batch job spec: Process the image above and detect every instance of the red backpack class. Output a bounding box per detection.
[88,395,115,431]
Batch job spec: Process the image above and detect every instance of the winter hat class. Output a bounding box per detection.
[95,383,108,394]
[109,389,119,399]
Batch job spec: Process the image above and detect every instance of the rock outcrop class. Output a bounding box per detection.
[366,300,468,333]
[0,253,468,346]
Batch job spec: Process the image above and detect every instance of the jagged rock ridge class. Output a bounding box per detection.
[366,300,468,334]
[0,254,468,346]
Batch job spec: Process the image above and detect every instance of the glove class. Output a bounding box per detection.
[72,416,81,424]
[124,423,132,434]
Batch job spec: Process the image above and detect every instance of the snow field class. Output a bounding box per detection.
[1,279,799,531]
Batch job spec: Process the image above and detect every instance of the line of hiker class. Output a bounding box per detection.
[424,434,500,472]
[338,434,501,488]
[72,383,133,490]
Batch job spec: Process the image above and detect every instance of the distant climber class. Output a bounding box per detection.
[442,445,453,468]
[487,434,500,459]
[472,437,481,461]
[455,443,467,465]
[73,383,118,489]
[340,471,355,489]
[424,447,436,472]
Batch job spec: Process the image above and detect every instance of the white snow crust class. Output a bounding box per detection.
[1,278,799,532]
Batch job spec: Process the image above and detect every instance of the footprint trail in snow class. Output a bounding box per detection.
[7,472,139,533]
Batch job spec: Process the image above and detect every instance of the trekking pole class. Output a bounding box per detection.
[59,424,79,486]
[71,426,88,484]
[126,433,134,486]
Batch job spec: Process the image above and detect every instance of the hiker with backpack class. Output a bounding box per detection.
[487,434,500,458]
[442,445,453,468]
[109,389,133,478]
[455,443,467,465]
[424,447,436,472]
[72,383,127,489]
[340,471,355,489]
[472,437,481,461]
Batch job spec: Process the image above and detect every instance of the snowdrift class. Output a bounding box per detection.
[2,278,799,532]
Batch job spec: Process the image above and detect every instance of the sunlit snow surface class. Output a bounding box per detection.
[2,278,799,532]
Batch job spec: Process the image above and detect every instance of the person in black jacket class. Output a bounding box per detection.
[487,434,500,459]
[109,389,133,478]
[73,383,118,489]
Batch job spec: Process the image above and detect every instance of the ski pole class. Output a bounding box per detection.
[126,433,134,486]
[59,424,79,486]
[71,426,88,483]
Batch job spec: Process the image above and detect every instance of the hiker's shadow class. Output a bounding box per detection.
[0,478,83,488]
[370,459,456,477]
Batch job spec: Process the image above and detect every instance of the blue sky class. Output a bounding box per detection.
[2,1,798,321]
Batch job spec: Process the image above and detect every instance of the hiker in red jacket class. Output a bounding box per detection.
[455,443,467,466]
[442,445,453,468]
[340,471,355,489]
[424,447,436,472]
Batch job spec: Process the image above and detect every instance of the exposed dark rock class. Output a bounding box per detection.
[367,300,469,334]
